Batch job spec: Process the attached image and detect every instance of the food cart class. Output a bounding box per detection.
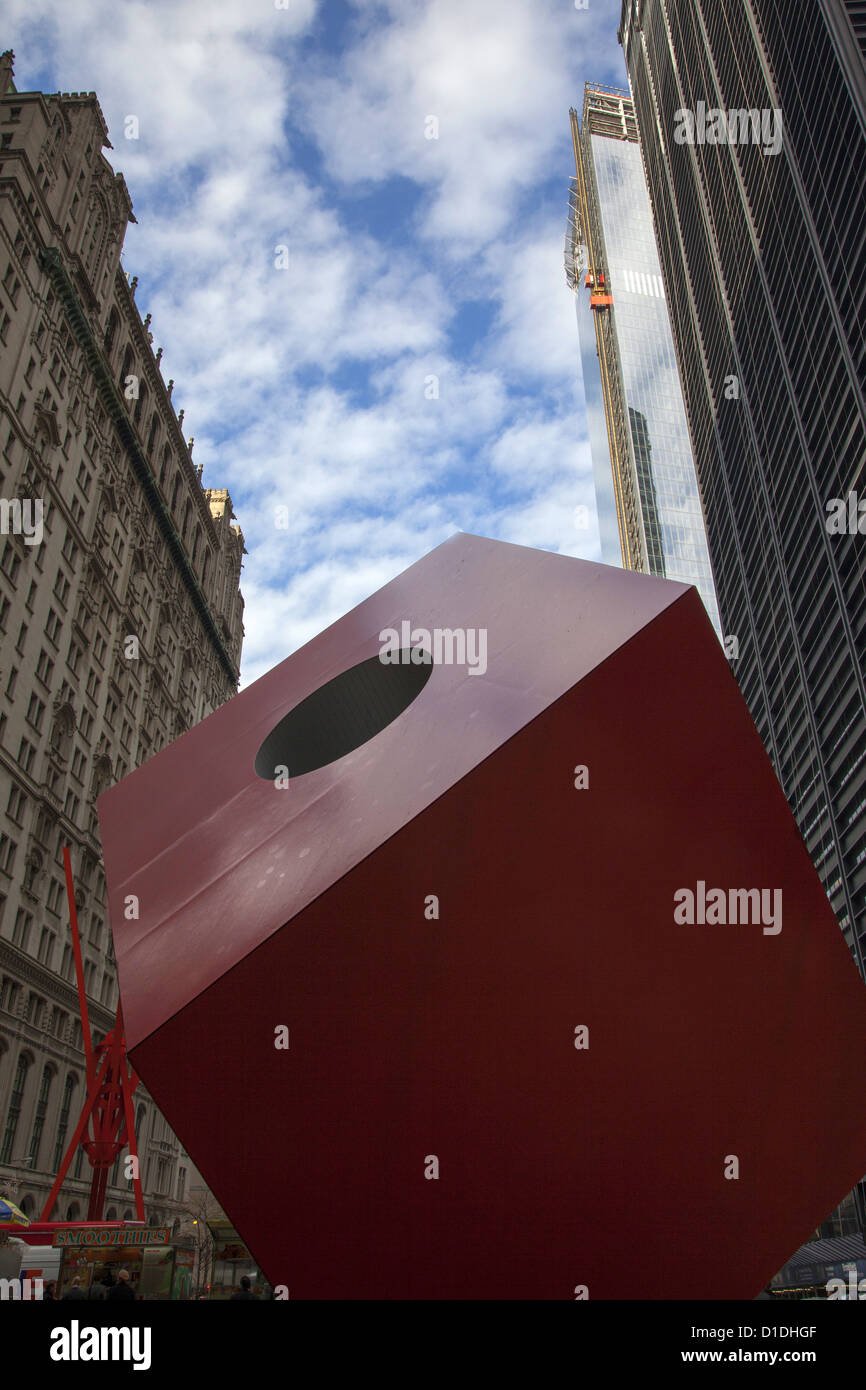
[0,1221,194,1299]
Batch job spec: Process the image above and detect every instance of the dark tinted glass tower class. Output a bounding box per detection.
[618,0,866,990]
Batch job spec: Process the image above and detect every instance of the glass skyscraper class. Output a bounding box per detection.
[618,0,866,1238]
[566,84,721,636]
[618,0,866,984]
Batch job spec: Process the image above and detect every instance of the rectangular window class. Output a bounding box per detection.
[18,738,35,773]
[76,462,92,497]
[12,906,30,946]
[0,834,17,875]
[0,547,21,584]
[36,648,54,686]
[47,878,64,915]
[26,693,46,731]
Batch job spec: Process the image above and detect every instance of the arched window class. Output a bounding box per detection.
[182,501,191,540]
[104,308,120,358]
[26,1063,54,1169]
[85,202,106,276]
[171,477,181,511]
[134,381,148,427]
[49,702,76,763]
[52,1072,77,1172]
[0,1052,31,1164]
[119,345,134,392]
[19,1194,35,1217]
[147,414,159,456]
[106,1207,117,1221]
[65,1201,81,1221]
[90,754,113,800]
[160,445,172,489]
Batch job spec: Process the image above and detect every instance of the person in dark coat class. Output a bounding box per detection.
[230,1275,255,1300]
[108,1268,136,1301]
[42,1280,57,1300]
[62,1276,86,1300]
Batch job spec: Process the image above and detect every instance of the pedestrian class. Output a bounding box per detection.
[88,1273,108,1301]
[42,1280,57,1300]
[108,1268,136,1301]
[62,1276,86,1301]
[230,1274,255,1301]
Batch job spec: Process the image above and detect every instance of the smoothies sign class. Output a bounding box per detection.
[53,1228,170,1248]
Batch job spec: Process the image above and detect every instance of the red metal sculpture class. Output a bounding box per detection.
[97,534,866,1298]
[39,846,144,1224]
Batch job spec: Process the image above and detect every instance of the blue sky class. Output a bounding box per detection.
[6,0,630,685]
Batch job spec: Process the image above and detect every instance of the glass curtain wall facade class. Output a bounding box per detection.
[618,0,866,1239]
[566,85,721,636]
[618,0,866,983]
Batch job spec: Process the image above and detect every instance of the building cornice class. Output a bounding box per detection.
[112,267,222,543]
[0,938,114,1027]
[38,245,240,685]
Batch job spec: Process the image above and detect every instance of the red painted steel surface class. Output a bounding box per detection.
[98,534,866,1299]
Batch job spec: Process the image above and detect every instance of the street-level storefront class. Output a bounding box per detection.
[3,1222,195,1299]
[205,1219,270,1299]
[55,1224,174,1300]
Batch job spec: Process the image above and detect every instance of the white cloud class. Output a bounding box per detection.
[293,0,613,252]
[3,0,624,687]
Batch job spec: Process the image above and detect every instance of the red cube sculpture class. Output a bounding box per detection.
[98,533,866,1299]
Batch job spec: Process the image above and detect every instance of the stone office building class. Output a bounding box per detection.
[0,51,245,1232]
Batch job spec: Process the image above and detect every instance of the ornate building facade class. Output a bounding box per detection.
[0,52,245,1235]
